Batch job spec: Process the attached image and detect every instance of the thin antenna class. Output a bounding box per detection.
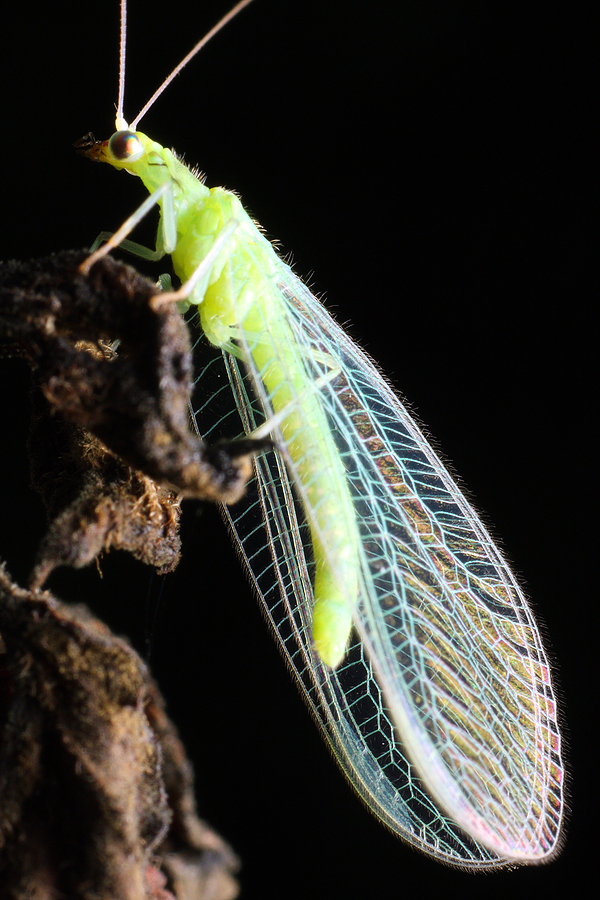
[130,0,255,131]
[115,0,128,130]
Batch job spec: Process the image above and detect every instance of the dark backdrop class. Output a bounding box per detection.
[1,2,591,897]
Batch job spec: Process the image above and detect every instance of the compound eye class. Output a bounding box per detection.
[108,130,144,162]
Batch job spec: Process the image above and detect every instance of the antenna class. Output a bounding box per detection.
[118,0,256,132]
[115,0,128,130]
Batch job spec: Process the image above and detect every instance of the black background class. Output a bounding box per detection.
[1,1,591,897]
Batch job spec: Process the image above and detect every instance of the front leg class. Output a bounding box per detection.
[83,184,171,271]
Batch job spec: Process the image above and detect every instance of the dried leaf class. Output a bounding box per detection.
[0,251,267,585]
[0,568,239,900]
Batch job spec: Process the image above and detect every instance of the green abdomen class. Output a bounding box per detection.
[176,185,359,667]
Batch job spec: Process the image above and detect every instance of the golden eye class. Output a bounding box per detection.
[108,130,144,162]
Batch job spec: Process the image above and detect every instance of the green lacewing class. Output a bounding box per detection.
[80,0,565,867]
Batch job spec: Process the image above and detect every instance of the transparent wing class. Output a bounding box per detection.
[191,249,564,868]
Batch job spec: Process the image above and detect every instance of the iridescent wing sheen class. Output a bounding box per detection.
[191,254,564,867]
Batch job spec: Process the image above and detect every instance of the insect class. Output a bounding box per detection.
[77,0,565,868]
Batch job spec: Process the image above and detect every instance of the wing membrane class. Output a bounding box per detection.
[191,248,563,867]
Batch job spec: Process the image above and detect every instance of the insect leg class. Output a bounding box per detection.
[82,184,170,272]
[156,219,240,306]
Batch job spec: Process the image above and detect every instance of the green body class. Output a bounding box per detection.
[80,123,565,862]
[98,130,358,667]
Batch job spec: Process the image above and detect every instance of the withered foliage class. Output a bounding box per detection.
[0,250,265,585]
[0,250,262,897]
[0,569,240,900]
[27,395,183,587]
